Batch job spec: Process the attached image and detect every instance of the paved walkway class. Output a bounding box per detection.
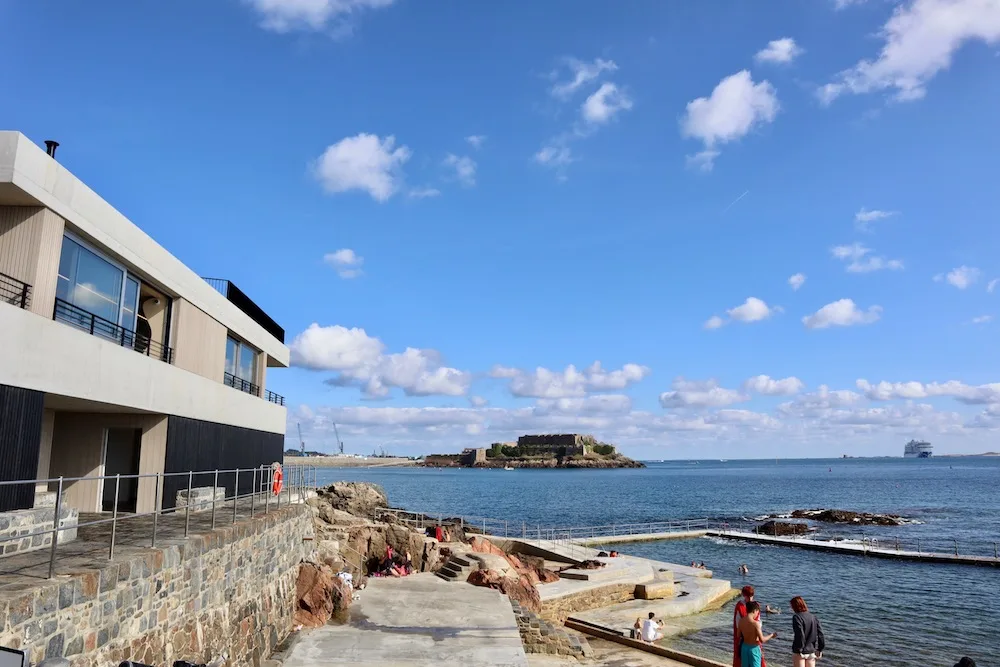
[282,573,528,667]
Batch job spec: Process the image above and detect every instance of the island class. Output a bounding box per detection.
[422,433,645,469]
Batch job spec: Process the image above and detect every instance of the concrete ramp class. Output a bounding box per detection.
[282,573,527,666]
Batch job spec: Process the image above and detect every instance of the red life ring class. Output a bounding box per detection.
[272,467,284,495]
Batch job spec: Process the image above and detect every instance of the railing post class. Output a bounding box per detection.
[954,540,958,556]
[212,469,219,529]
[184,470,193,537]
[19,282,28,309]
[522,521,525,538]
[505,520,508,538]
[265,466,270,514]
[151,473,160,548]
[250,466,257,518]
[89,313,95,336]
[109,474,121,559]
[233,468,240,524]
[994,543,997,559]
[48,477,64,579]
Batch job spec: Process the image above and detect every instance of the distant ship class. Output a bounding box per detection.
[904,440,933,458]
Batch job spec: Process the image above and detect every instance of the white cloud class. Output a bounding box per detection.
[755,38,804,64]
[854,207,898,231]
[971,315,994,324]
[789,273,807,291]
[469,396,489,408]
[465,135,487,149]
[831,243,904,273]
[685,150,722,173]
[743,375,805,396]
[550,58,618,99]
[934,265,981,289]
[535,395,633,416]
[534,144,573,168]
[443,154,476,187]
[581,82,633,124]
[408,187,441,199]
[491,362,650,399]
[988,278,998,293]
[289,323,469,398]
[703,315,726,330]
[819,0,1000,103]
[681,70,779,171]
[803,299,883,329]
[833,0,868,8]
[323,248,364,279]
[705,297,780,329]
[778,385,865,417]
[313,133,410,202]
[244,0,396,33]
[857,378,1000,404]
[728,297,779,322]
[660,377,748,409]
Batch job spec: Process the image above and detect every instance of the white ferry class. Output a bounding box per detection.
[904,440,933,458]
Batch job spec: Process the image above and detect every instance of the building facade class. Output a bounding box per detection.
[0,132,288,514]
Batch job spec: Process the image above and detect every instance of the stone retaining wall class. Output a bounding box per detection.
[0,506,78,557]
[539,583,636,623]
[0,504,312,666]
[510,600,591,659]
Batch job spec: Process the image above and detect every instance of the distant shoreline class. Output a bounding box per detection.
[284,455,417,468]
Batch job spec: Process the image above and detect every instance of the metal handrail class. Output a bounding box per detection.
[0,271,31,309]
[0,464,319,579]
[265,389,286,406]
[224,371,260,397]
[53,297,174,363]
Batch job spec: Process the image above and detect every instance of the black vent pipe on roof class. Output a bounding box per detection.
[44,140,59,157]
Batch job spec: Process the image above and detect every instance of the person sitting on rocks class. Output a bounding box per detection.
[609,550,620,557]
[641,612,664,643]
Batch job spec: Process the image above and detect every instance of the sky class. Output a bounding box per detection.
[2,0,1000,459]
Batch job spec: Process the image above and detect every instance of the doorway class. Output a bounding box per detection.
[102,428,142,512]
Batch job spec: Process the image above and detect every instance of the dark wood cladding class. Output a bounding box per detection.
[0,384,44,511]
[162,416,283,510]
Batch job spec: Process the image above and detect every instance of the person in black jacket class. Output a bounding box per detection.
[790,596,825,666]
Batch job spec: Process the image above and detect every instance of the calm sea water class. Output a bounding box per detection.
[316,458,1000,666]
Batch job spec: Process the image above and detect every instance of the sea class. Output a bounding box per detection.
[315,457,1000,667]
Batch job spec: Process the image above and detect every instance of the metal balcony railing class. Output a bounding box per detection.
[265,389,286,406]
[224,371,259,396]
[203,277,285,343]
[53,297,174,364]
[0,464,318,579]
[0,271,31,310]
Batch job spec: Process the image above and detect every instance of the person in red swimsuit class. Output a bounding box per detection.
[733,585,768,667]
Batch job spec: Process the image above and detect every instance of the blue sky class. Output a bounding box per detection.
[3,0,1000,458]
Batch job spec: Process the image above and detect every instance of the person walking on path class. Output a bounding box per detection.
[733,585,769,667]
[738,601,777,667]
[790,596,825,666]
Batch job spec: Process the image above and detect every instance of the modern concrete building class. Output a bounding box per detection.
[0,132,288,515]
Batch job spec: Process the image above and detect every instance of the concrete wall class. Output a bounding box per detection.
[0,504,313,667]
[170,298,228,384]
[0,132,288,367]
[35,409,55,494]
[0,205,65,317]
[0,304,285,434]
[48,413,168,513]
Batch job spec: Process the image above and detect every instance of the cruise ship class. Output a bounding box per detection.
[904,440,933,458]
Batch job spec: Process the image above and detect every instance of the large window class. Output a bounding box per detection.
[56,234,140,329]
[225,335,258,395]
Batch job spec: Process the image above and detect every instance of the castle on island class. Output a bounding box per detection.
[424,434,640,469]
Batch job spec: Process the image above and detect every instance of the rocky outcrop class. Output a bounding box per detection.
[757,520,810,536]
[294,561,352,628]
[468,569,542,612]
[307,482,447,577]
[313,482,389,519]
[790,509,908,526]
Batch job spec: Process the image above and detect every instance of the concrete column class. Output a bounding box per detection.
[136,416,168,513]
[35,408,55,495]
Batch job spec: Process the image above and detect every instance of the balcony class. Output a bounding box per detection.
[1,272,31,310]
[203,278,285,344]
[53,298,174,364]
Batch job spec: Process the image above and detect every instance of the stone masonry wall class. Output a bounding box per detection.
[510,599,592,659]
[0,504,313,667]
[1,506,78,557]
[539,583,636,623]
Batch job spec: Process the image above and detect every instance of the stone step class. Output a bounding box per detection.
[450,554,475,567]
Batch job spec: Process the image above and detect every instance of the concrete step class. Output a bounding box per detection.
[451,554,475,567]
